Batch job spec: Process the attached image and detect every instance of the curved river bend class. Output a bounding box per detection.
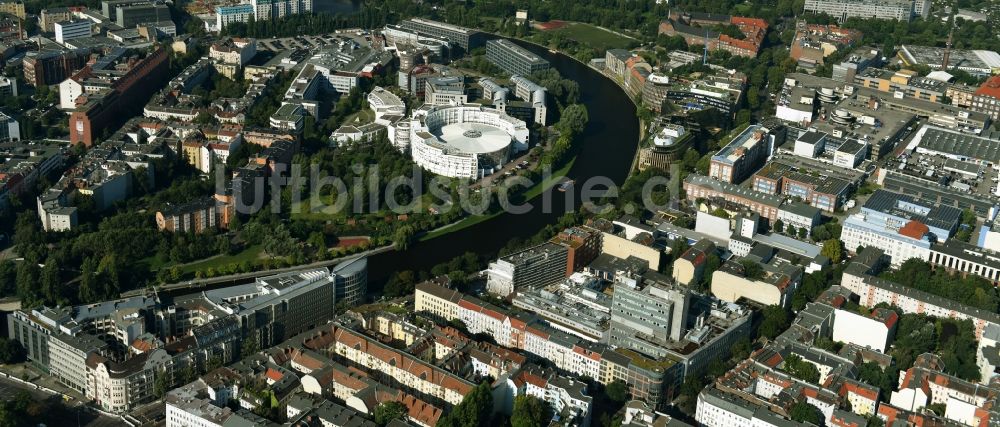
[367,41,640,287]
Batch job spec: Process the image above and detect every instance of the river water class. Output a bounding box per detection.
[367,41,640,288]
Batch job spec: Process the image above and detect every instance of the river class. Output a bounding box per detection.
[366,41,640,288]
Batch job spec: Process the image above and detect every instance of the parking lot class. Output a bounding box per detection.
[257,31,373,52]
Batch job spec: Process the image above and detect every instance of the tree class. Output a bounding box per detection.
[773,219,784,233]
[821,239,843,264]
[789,401,823,425]
[40,258,60,305]
[0,339,24,364]
[556,104,589,136]
[511,395,550,427]
[784,354,821,384]
[374,401,408,426]
[759,305,790,340]
[393,225,416,251]
[437,382,493,427]
[605,380,629,404]
[0,261,15,298]
[739,260,764,280]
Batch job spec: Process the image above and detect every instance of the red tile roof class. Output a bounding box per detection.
[976,75,1000,99]
[898,220,930,240]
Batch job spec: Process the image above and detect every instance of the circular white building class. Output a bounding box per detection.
[410,104,529,179]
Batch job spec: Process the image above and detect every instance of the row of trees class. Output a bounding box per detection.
[881,258,1000,312]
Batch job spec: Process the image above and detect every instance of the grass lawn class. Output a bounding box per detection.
[341,109,375,126]
[420,157,576,241]
[543,22,635,52]
[178,245,265,275]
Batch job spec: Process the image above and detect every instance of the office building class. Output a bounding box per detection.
[69,48,171,147]
[684,173,784,222]
[0,75,15,98]
[709,124,778,184]
[54,20,91,44]
[332,256,367,308]
[22,48,91,86]
[105,1,171,28]
[398,18,484,51]
[485,39,550,76]
[49,334,107,394]
[423,76,467,106]
[803,0,930,22]
[950,75,1000,121]
[854,68,947,103]
[408,104,527,179]
[832,46,883,82]
[609,280,690,358]
[486,242,569,296]
[841,189,961,266]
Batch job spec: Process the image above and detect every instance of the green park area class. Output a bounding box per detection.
[541,22,636,52]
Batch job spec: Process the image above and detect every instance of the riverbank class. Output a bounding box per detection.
[416,36,643,243]
[419,157,576,241]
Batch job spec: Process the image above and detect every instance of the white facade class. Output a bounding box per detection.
[0,76,17,98]
[841,213,932,265]
[409,105,528,179]
[214,4,253,30]
[0,112,19,142]
[165,402,225,427]
[55,20,92,44]
[367,86,406,120]
[803,0,926,21]
[58,77,85,109]
[831,309,892,352]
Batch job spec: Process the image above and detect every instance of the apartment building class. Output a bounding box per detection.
[214,4,254,30]
[248,0,313,22]
[87,349,171,413]
[842,249,1000,339]
[155,196,233,233]
[803,0,929,22]
[711,253,803,308]
[789,22,862,69]
[0,0,25,19]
